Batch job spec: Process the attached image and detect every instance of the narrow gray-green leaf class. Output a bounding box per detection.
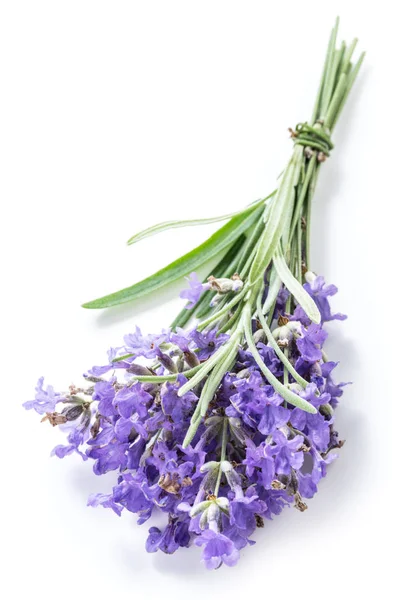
[273,251,321,324]
[176,342,230,397]
[127,198,263,246]
[82,204,263,309]
[262,267,281,314]
[256,294,309,388]
[248,147,302,286]
[243,306,316,413]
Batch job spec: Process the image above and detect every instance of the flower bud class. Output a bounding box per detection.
[253,328,266,344]
[90,413,101,438]
[310,362,322,377]
[228,417,249,445]
[157,351,177,374]
[236,368,250,379]
[62,404,85,422]
[199,508,209,530]
[127,364,154,376]
[207,502,220,524]
[319,403,334,418]
[207,274,244,295]
[204,416,224,427]
[288,469,299,495]
[220,460,233,474]
[272,321,302,345]
[184,351,200,368]
[215,496,230,513]
[200,461,220,473]
[176,356,185,372]
[190,500,212,518]
[305,270,317,284]
[221,461,242,495]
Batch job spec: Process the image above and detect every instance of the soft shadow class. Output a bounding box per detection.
[325,326,361,374]
[151,544,204,576]
[67,457,116,500]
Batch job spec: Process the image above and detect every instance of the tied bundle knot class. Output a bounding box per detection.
[289,122,334,162]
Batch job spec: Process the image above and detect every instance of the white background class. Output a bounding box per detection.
[0,1,399,598]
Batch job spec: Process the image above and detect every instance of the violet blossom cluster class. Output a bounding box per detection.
[24,272,346,569]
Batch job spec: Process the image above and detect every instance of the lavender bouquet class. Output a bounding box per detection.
[25,20,364,569]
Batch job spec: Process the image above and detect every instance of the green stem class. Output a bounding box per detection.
[243,305,316,413]
[296,218,302,284]
[129,363,203,383]
[288,154,317,244]
[218,301,243,333]
[305,165,319,269]
[171,231,248,328]
[256,294,308,388]
[214,418,228,495]
[197,286,248,331]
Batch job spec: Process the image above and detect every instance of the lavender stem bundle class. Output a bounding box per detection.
[25,19,363,569]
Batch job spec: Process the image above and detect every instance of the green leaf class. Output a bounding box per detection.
[243,305,317,413]
[273,250,321,324]
[262,267,281,314]
[256,293,309,388]
[126,199,264,246]
[170,235,246,330]
[82,204,263,309]
[128,364,202,383]
[248,148,302,287]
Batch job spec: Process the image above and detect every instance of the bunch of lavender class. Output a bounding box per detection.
[24,20,363,569]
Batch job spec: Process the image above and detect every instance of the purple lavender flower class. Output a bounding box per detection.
[259,488,291,519]
[180,272,210,308]
[161,375,197,422]
[87,492,123,516]
[195,528,240,569]
[114,414,148,442]
[146,519,190,554]
[304,273,347,323]
[112,473,154,524]
[123,327,169,359]
[230,488,266,536]
[270,431,304,475]
[87,347,124,377]
[296,323,327,363]
[320,361,349,407]
[170,327,193,352]
[87,438,129,475]
[23,377,64,415]
[92,380,116,417]
[244,439,275,489]
[290,384,332,450]
[191,328,229,360]
[25,268,348,569]
[114,383,152,419]
[51,429,87,460]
